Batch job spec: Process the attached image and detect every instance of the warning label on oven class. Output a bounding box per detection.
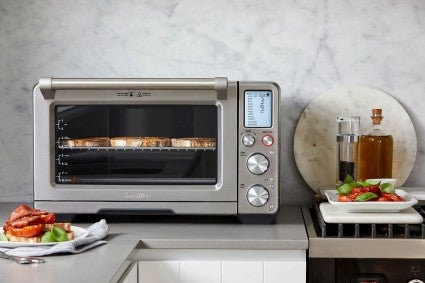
[116,91,152,98]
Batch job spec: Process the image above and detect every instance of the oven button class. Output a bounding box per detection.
[247,185,269,207]
[261,134,274,147]
[242,133,255,147]
[247,154,269,175]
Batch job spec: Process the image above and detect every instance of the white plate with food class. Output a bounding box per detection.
[0,226,88,248]
[324,189,418,212]
[319,203,423,224]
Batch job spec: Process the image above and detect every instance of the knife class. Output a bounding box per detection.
[0,250,45,264]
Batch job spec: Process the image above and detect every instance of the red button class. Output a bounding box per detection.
[261,134,274,147]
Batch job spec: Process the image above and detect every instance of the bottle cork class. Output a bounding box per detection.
[371,108,383,125]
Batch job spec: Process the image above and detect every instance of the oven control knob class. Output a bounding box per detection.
[247,185,269,207]
[242,133,255,147]
[408,280,424,283]
[247,154,269,175]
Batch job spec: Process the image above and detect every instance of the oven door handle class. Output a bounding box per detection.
[38,77,228,100]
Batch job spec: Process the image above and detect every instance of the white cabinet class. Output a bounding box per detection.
[180,261,221,283]
[137,249,306,283]
[222,261,264,283]
[139,261,179,283]
[264,261,305,283]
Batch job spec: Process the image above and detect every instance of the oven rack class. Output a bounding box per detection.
[56,174,217,185]
[58,146,216,151]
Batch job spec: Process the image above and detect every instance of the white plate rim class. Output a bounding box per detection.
[401,187,425,200]
[0,225,88,248]
[324,189,418,212]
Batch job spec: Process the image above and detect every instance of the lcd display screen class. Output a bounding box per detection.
[244,90,272,128]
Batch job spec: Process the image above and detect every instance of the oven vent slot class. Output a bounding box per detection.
[311,202,425,239]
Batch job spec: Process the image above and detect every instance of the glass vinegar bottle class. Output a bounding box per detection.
[358,109,393,179]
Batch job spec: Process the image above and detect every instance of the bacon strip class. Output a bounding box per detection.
[8,204,48,222]
[6,215,43,228]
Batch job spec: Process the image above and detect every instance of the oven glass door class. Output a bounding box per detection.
[55,105,217,185]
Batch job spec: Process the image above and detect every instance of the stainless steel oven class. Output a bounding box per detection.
[33,77,280,223]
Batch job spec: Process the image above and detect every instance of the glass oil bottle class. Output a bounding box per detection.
[358,109,393,179]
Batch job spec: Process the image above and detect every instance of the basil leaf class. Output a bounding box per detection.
[380,182,395,194]
[358,180,373,187]
[365,180,380,186]
[52,226,68,242]
[337,183,354,194]
[344,175,354,184]
[0,233,9,242]
[355,192,378,202]
[41,231,56,242]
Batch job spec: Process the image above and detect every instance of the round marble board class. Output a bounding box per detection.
[293,86,417,193]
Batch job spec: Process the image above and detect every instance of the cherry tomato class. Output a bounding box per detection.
[352,186,381,195]
[338,194,352,202]
[382,193,404,202]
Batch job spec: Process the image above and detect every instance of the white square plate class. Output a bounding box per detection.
[324,189,418,212]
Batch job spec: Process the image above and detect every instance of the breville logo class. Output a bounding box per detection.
[123,192,149,199]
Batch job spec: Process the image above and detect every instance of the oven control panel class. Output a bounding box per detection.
[237,82,280,221]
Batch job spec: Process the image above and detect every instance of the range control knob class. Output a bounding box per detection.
[247,185,269,207]
[242,133,255,147]
[408,280,424,283]
[247,154,269,175]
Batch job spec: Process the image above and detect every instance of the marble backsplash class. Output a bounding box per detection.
[0,0,424,204]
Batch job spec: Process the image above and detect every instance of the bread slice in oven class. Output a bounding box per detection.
[110,137,171,147]
[60,137,110,147]
[171,138,216,148]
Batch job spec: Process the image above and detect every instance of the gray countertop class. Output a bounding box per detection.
[0,203,308,283]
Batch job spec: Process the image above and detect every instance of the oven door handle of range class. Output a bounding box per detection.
[38,77,228,100]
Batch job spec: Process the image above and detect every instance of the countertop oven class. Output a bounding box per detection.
[33,77,280,223]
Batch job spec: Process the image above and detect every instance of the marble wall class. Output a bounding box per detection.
[1,0,424,204]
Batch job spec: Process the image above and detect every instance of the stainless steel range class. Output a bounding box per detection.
[303,200,425,283]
